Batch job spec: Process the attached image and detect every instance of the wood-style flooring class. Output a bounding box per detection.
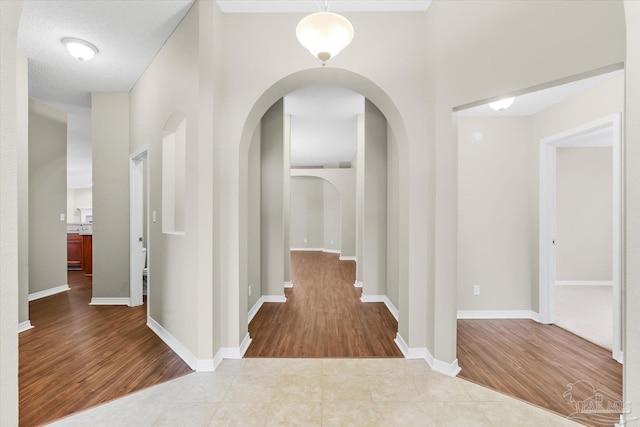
[245,251,402,358]
[457,319,623,426]
[19,271,192,427]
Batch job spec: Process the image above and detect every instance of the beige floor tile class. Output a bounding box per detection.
[241,358,322,376]
[372,401,432,426]
[361,358,409,376]
[422,402,493,426]
[322,401,386,427]
[49,399,166,427]
[403,359,434,376]
[458,379,512,402]
[140,373,234,403]
[214,360,244,375]
[481,401,578,426]
[222,374,280,402]
[414,374,473,402]
[209,402,270,427]
[271,375,323,402]
[153,402,218,427]
[322,358,369,376]
[322,374,373,401]
[369,373,423,402]
[265,402,322,426]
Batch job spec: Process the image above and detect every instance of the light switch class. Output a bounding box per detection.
[152,211,157,223]
[60,213,65,221]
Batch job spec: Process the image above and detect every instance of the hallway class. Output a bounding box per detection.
[245,251,402,358]
[19,272,192,426]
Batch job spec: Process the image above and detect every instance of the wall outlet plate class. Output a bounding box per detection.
[473,285,480,296]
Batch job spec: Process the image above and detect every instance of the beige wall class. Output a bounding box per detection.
[624,1,640,421]
[386,124,400,310]
[17,56,29,324]
[323,180,340,252]
[362,100,388,296]
[260,99,286,296]
[28,101,67,295]
[556,147,612,281]
[0,1,23,422]
[457,117,532,311]
[290,177,324,249]
[92,93,130,299]
[248,127,261,310]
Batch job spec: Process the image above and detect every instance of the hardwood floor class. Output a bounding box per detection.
[457,319,623,426]
[19,271,192,427]
[245,251,402,358]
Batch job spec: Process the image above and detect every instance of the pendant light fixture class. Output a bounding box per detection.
[296,1,354,65]
[489,97,515,111]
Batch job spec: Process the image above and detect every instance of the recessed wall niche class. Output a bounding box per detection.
[161,112,186,234]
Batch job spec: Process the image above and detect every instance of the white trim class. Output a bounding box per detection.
[360,294,399,321]
[221,333,252,359]
[290,247,323,251]
[262,295,286,303]
[339,255,356,261]
[28,284,70,301]
[147,316,197,370]
[129,146,148,309]
[18,320,33,333]
[353,281,363,288]
[213,349,224,370]
[284,281,293,288]
[248,297,264,323]
[457,310,540,321]
[556,280,613,286]
[394,333,461,377]
[89,297,131,306]
[197,359,216,372]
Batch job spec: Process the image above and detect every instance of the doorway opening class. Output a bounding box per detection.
[129,146,149,309]
[538,113,622,362]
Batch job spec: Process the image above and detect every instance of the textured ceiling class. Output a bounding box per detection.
[285,85,364,167]
[17,0,194,188]
[217,0,432,13]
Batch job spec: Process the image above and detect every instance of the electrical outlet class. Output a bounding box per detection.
[304,238,307,243]
[473,285,480,296]
[60,213,65,221]
[248,285,252,297]
[331,240,334,245]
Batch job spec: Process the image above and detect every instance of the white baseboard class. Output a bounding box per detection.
[339,255,356,261]
[323,249,340,254]
[147,316,198,370]
[221,333,252,359]
[290,248,323,252]
[284,281,293,288]
[262,295,286,303]
[90,297,131,306]
[18,320,33,333]
[457,310,539,322]
[556,280,613,286]
[360,294,399,321]
[248,297,264,323]
[394,333,461,377]
[29,284,70,301]
[353,281,363,288]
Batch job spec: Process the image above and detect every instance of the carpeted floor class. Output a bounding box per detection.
[554,285,612,349]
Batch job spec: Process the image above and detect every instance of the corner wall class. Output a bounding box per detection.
[28,101,67,295]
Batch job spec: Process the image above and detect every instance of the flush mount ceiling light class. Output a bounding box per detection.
[62,37,98,62]
[489,97,515,111]
[296,1,354,65]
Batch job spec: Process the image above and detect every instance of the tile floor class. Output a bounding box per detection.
[48,359,581,426]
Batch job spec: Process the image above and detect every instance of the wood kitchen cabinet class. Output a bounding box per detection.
[82,234,92,276]
[67,233,82,270]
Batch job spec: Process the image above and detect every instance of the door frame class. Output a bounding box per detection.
[129,146,149,308]
[538,113,622,362]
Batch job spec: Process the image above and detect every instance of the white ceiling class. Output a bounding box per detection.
[217,0,432,13]
[17,0,194,188]
[457,70,623,117]
[285,85,364,167]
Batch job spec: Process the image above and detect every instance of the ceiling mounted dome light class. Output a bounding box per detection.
[296,6,354,65]
[489,97,515,111]
[62,37,98,62]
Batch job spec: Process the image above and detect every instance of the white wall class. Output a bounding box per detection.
[248,127,261,310]
[386,124,400,310]
[457,117,532,311]
[323,180,341,252]
[67,187,92,224]
[290,177,324,249]
[624,1,640,421]
[17,55,29,325]
[556,147,612,281]
[28,101,67,295]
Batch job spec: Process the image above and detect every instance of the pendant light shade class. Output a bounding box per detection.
[296,12,354,63]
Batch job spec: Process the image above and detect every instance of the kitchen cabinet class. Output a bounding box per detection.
[82,234,92,276]
[67,233,82,270]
